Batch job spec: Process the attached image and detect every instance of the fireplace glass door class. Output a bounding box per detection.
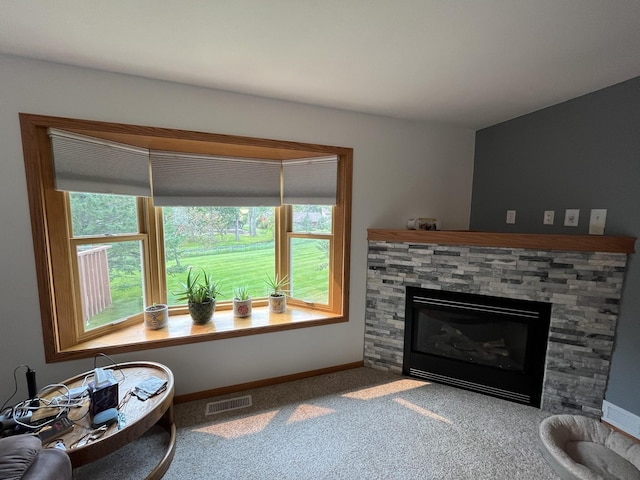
[404,287,551,406]
[414,309,528,372]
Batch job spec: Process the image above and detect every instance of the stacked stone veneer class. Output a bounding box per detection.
[365,241,629,416]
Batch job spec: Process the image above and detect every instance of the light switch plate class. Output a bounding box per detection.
[589,209,607,235]
[564,209,580,227]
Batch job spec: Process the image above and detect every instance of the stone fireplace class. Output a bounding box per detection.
[364,230,635,417]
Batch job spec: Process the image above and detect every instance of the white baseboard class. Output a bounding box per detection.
[602,400,640,439]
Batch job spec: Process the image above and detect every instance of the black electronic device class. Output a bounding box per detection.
[26,368,37,399]
[38,414,74,443]
[89,382,118,415]
[0,364,40,435]
[26,367,39,407]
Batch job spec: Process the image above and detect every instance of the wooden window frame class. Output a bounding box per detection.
[20,113,352,363]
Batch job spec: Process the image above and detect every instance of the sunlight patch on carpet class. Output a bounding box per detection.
[394,398,451,424]
[342,379,428,400]
[193,410,279,439]
[286,404,335,424]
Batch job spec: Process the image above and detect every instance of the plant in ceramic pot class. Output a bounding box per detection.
[233,286,252,318]
[143,303,169,330]
[264,273,289,313]
[174,267,222,325]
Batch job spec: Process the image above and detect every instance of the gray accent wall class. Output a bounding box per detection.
[470,76,640,416]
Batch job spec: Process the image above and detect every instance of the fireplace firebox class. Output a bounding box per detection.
[403,286,551,407]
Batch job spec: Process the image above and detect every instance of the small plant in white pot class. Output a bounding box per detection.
[144,303,169,330]
[233,286,252,318]
[264,274,289,314]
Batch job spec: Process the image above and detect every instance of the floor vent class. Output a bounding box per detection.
[206,395,252,415]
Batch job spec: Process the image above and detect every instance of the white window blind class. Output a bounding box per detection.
[282,156,338,205]
[149,151,282,207]
[48,129,151,197]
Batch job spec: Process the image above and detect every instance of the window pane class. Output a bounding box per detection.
[290,238,330,304]
[77,241,145,330]
[163,206,276,303]
[291,205,332,234]
[69,192,138,237]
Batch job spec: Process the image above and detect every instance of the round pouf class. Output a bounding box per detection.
[539,414,640,480]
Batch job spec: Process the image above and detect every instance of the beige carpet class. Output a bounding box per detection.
[74,367,559,479]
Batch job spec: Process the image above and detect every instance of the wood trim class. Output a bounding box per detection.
[147,200,165,304]
[367,229,636,254]
[601,420,640,443]
[20,113,352,158]
[339,152,352,319]
[20,115,59,359]
[54,312,348,362]
[19,113,353,362]
[173,361,364,404]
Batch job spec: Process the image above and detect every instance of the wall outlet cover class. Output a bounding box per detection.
[564,209,580,227]
[589,209,607,235]
[543,210,555,225]
[506,210,516,224]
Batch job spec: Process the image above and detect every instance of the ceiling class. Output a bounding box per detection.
[2,1,640,130]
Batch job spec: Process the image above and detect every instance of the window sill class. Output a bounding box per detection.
[54,306,345,362]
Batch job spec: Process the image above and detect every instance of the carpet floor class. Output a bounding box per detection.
[74,367,559,479]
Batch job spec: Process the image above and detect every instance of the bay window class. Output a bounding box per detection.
[20,113,352,362]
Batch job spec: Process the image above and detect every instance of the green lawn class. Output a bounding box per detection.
[86,239,329,329]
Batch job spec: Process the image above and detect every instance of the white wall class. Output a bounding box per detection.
[0,54,475,400]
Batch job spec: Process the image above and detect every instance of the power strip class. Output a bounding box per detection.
[0,411,32,432]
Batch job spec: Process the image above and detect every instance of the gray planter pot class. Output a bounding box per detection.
[188,300,216,324]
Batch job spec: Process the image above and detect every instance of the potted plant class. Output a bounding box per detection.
[174,267,222,324]
[264,273,289,313]
[233,286,252,318]
[143,303,169,330]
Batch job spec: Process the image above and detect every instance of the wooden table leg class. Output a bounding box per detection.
[145,403,177,480]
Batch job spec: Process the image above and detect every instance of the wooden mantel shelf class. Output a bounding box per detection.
[367,229,636,254]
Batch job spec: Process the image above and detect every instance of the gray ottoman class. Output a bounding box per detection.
[539,414,640,480]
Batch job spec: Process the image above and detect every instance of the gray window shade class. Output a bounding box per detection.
[48,129,151,197]
[282,156,338,205]
[149,151,282,207]
[48,130,338,206]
